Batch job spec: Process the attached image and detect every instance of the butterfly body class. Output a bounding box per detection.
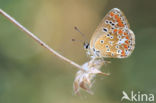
[86,8,135,59]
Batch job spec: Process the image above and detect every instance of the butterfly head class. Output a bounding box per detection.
[83,42,89,50]
[83,42,93,57]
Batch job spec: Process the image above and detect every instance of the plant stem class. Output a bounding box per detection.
[0,9,84,71]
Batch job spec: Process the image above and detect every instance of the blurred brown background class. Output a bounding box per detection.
[0,0,156,103]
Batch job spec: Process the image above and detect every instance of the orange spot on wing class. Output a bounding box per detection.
[124,32,128,35]
[115,15,122,23]
[114,29,117,33]
[125,40,129,44]
[121,50,125,56]
[124,45,128,49]
[117,18,121,22]
[110,12,114,17]
[118,22,124,27]
[118,29,123,34]
[115,15,118,20]
[126,36,129,39]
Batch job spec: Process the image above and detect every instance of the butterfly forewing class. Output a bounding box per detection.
[89,8,135,58]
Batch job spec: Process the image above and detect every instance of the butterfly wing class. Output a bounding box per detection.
[89,8,135,58]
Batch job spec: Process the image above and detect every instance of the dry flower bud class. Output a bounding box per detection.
[73,59,110,94]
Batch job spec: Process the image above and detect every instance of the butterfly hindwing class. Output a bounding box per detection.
[89,8,135,58]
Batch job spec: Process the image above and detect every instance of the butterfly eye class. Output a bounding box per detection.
[84,43,89,49]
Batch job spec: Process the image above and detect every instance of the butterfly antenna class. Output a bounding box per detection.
[71,38,83,42]
[74,26,88,43]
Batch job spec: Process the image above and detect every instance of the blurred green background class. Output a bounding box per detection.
[0,0,156,103]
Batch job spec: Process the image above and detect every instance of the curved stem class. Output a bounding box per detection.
[0,9,84,71]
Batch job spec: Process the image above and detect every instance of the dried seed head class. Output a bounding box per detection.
[73,58,110,94]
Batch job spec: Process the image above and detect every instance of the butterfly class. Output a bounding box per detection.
[84,8,135,59]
